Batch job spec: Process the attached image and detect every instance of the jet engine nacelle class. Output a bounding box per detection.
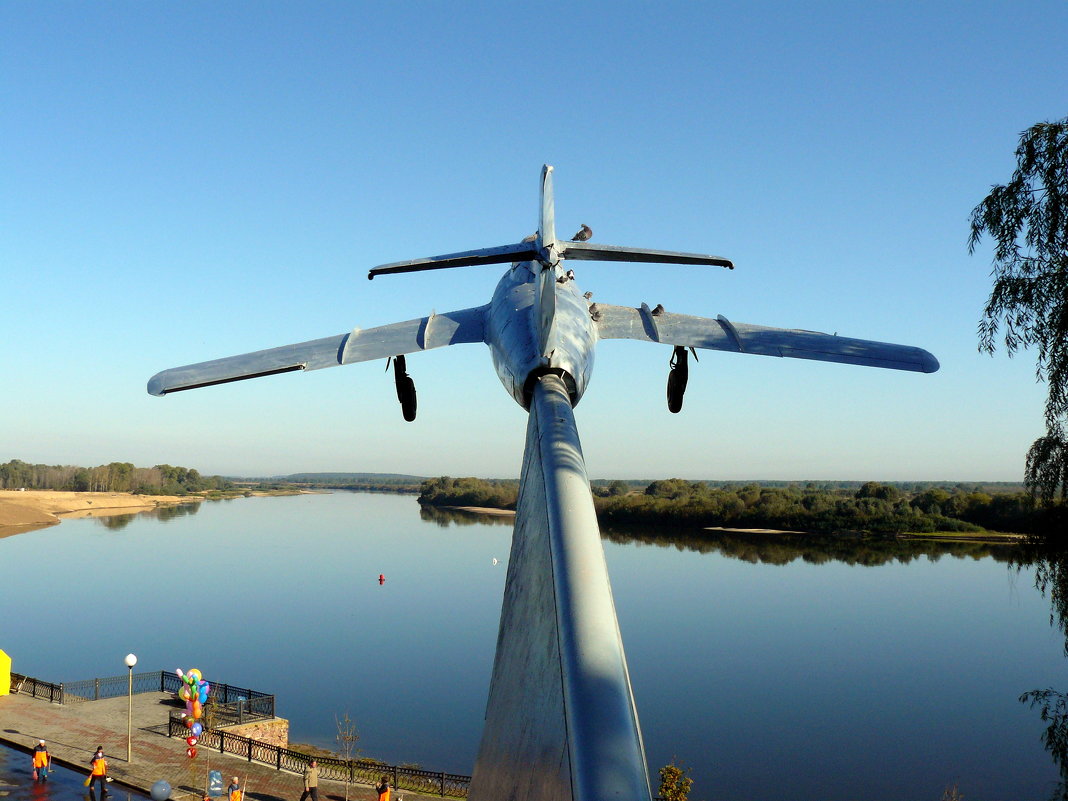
[392,355,417,422]
[667,345,691,414]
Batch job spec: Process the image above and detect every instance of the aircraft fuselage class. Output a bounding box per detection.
[485,259,597,409]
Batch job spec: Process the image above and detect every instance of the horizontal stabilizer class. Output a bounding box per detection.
[561,241,734,269]
[368,242,539,279]
[148,306,487,396]
[593,304,939,373]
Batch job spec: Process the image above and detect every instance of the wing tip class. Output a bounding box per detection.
[921,351,940,373]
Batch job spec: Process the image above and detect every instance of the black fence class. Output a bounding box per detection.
[168,712,470,798]
[10,670,274,722]
[60,670,173,702]
[58,670,275,721]
[9,672,63,703]
[158,672,276,723]
[13,669,467,796]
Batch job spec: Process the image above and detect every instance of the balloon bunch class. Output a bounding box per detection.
[176,668,210,758]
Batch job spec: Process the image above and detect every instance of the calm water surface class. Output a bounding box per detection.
[1,492,1063,800]
[0,743,150,801]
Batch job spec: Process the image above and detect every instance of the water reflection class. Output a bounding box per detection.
[2,492,1061,800]
[1016,547,1068,800]
[0,744,149,801]
[418,505,515,528]
[603,526,1017,566]
[90,502,201,530]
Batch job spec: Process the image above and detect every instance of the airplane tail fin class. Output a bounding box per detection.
[367,164,734,280]
[539,164,557,252]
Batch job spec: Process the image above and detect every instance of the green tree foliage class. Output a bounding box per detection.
[0,459,232,494]
[418,476,519,510]
[657,761,693,801]
[970,116,1068,503]
[418,476,1053,535]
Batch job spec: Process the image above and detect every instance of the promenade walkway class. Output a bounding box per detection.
[0,693,437,801]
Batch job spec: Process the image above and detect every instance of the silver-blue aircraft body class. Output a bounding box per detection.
[147,165,938,409]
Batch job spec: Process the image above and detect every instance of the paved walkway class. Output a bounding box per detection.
[0,693,440,801]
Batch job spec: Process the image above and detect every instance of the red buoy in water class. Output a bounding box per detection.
[378,574,385,585]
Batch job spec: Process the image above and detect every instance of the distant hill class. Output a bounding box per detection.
[229,473,1028,494]
[230,472,427,486]
[280,472,427,483]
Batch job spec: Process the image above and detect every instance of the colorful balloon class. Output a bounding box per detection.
[191,722,203,737]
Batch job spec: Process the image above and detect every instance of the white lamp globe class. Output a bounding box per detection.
[124,653,138,668]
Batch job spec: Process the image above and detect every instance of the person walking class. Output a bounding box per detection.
[299,760,319,801]
[227,776,242,801]
[32,739,50,781]
[87,746,109,795]
[375,775,390,801]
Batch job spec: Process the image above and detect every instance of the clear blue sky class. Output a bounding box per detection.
[2,1,1065,481]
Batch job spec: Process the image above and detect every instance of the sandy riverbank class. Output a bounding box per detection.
[449,505,517,517]
[0,490,206,536]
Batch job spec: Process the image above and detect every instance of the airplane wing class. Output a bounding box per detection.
[147,305,487,396]
[592,303,939,373]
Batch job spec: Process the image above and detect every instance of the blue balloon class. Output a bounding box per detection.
[191,722,203,737]
[150,779,172,801]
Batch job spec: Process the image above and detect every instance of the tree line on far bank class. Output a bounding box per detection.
[418,476,1061,536]
[0,459,233,496]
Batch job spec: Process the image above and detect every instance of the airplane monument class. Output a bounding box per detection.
[149,165,938,801]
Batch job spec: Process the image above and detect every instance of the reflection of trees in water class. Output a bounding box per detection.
[418,505,515,528]
[154,502,201,521]
[1016,547,1068,799]
[95,513,137,531]
[91,502,201,530]
[611,525,1068,793]
[601,526,1016,567]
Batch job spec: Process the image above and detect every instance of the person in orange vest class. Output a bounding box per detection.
[88,746,109,795]
[32,739,51,781]
[375,775,390,801]
[227,776,242,801]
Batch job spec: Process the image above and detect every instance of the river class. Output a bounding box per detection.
[0,492,1062,800]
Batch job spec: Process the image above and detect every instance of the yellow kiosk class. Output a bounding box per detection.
[0,649,11,696]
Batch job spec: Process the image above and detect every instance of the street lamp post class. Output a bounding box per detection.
[124,653,137,762]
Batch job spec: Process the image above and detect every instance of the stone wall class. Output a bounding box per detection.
[221,717,289,748]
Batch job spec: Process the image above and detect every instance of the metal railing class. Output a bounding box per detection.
[60,670,168,702]
[58,671,274,721]
[11,670,274,721]
[168,712,470,797]
[9,672,63,703]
